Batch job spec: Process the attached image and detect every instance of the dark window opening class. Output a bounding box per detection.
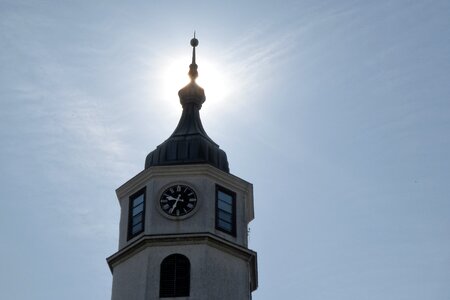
[160,254,190,298]
[127,187,146,240]
[215,185,236,236]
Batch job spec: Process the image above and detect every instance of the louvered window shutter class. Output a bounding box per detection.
[160,254,190,297]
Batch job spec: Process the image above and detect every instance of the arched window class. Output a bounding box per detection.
[159,254,190,298]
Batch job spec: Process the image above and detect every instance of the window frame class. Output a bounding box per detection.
[127,187,146,240]
[159,254,191,298]
[215,185,237,236]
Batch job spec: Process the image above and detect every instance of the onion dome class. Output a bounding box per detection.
[145,35,229,173]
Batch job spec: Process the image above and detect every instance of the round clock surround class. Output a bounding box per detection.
[158,183,199,219]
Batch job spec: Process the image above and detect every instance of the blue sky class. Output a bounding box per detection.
[1,1,449,299]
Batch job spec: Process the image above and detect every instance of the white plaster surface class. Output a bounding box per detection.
[110,164,257,299]
[111,244,252,300]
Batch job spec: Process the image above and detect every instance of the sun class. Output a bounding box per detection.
[160,55,231,113]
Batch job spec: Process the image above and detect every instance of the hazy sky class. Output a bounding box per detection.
[1,1,449,299]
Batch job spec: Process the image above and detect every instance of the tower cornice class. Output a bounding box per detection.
[106,232,258,292]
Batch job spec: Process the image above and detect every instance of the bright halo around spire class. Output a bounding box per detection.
[161,56,231,112]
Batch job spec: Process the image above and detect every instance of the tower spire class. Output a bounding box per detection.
[144,35,229,173]
[177,34,205,108]
[188,32,199,81]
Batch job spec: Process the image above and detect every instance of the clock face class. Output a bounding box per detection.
[159,184,198,217]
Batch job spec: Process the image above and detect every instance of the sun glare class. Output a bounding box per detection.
[160,55,231,113]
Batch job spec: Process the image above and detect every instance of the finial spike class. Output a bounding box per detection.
[189,34,199,81]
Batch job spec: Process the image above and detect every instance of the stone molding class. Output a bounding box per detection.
[107,232,258,291]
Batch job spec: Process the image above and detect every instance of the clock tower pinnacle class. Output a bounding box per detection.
[145,35,229,173]
[107,35,258,300]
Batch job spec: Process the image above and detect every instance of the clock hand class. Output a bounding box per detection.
[165,195,177,201]
[169,194,181,214]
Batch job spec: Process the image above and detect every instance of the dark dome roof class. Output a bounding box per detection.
[145,38,229,173]
[144,89,229,172]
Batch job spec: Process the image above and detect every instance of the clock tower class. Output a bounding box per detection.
[107,36,258,300]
